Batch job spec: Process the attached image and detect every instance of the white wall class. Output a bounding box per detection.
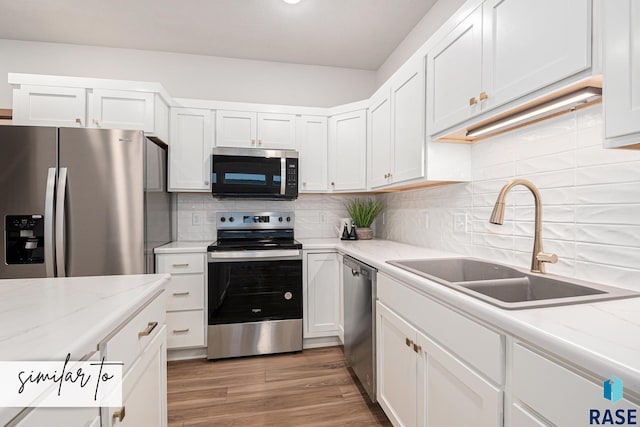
[377,105,640,291]
[0,39,377,109]
[176,193,360,242]
[376,0,466,86]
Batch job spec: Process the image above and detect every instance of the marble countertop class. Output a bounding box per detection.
[0,273,169,425]
[154,241,211,254]
[301,238,640,396]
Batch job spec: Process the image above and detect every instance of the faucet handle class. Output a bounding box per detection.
[537,252,558,264]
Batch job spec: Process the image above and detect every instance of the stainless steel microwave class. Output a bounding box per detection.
[211,147,299,199]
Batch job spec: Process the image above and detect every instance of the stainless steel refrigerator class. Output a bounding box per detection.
[0,126,172,279]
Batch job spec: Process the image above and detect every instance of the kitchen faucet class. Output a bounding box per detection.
[489,179,558,273]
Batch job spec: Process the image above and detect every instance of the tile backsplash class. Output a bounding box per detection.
[377,105,640,291]
[176,193,362,242]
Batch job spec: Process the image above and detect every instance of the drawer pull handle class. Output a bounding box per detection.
[113,406,126,422]
[173,328,190,334]
[138,321,158,338]
[172,291,190,296]
[172,263,189,268]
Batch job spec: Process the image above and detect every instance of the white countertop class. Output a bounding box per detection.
[301,238,640,396]
[0,273,169,425]
[154,241,211,254]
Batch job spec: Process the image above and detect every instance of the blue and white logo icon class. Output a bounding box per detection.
[604,376,623,403]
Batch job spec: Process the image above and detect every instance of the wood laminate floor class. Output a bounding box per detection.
[167,346,392,427]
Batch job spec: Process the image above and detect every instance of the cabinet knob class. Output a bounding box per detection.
[405,337,413,347]
[469,97,478,106]
[75,118,82,125]
[413,343,422,353]
[92,118,100,127]
[388,172,393,178]
[258,139,262,146]
[331,182,335,186]
[302,181,307,187]
[479,91,488,101]
[113,406,126,422]
[251,139,256,145]
[384,173,388,178]
[204,180,209,186]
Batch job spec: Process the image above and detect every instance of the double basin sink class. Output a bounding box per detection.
[387,258,640,309]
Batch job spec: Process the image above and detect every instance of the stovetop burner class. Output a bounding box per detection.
[207,211,301,252]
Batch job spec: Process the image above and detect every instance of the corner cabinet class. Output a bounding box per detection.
[369,59,425,189]
[603,0,640,149]
[168,108,214,192]
[296,115,328,192]
[427,0,591,136]
[328,110,367,192]
[303,251,341,338]
[216,111,296,149]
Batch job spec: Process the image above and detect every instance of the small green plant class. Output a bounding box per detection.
[345,198,383,228]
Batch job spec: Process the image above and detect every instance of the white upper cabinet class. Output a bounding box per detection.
[603,0,640,148]
[427,0,591,136]
[12,85,87,127]
[427,6,483,135]
[215,110,257,148]
[296,115,328,192]
[168,108,214,192]
[482,0,591,111]
[390,62,425,185]
[216,111,296,149]
[10,75,171,144]
[90,89,169,141]
[328,110,367,192]
[257,113,296,149]
[368,89,392,189]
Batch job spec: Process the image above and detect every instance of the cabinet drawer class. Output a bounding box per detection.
[166,274,205,311]
[167,311,205,349]
[377,273,504,384]
[100,292,166,374]
[512,343,640,426]
[156,253,204,274]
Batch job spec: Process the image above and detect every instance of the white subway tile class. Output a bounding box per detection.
[575,182,640,204]
[515,151,576,175]
[515,132,576,160]
[575,162,640,186]
[515,205,575,223]
[576,145,640,167]
[576,224,640,247]
[576,204,640,225]
[576,104,603,130]
[576,125,603,148]
[576,242,640,270]
[574,261,640,291]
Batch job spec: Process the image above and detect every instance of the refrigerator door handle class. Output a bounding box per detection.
[44,168,57,277]
[55,168,68,277]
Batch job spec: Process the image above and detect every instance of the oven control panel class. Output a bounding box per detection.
[217,211,294,229]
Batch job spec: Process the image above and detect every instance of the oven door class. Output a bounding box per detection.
[208,250,302,325]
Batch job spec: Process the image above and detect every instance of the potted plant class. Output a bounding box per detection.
[345,198,383,240]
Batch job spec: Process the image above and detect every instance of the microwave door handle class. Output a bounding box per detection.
[44,168,57,277]
[280,158,286,195]
[55,167,68,277]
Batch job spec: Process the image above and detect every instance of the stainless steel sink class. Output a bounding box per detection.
[387,258,640,309]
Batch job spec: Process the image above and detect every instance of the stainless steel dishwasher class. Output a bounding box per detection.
[343,255,377,402]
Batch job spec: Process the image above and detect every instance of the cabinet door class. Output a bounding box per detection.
[12,85,86,127]
[482,0,591,111]
[91,89,154,132]
[106,327,167,427]
[328,110,367,191]
[391,62,425,185]
[14,408,98,427]
[296,116,328,191]
[604,0,640,145]
[168,108,214,191]
[305,252,340,337]
[257,113,296,149]
[416,330,502,427]
[376,302,418,427]
[368,90,392,189]
[215,110,257,148]
[426,6,482,135]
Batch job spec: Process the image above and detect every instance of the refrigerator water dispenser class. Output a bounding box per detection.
[5,215,44,264]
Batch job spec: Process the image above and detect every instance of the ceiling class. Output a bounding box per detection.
[0,0,438,70]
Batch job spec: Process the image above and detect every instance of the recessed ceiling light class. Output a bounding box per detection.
[282,0,302,4]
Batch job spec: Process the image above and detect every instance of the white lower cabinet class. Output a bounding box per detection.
[377,302,502,427]
[156,252,207,350]
[510,343,640,427]
[304,252,340,338]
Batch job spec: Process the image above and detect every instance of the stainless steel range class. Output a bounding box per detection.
[207,211,303,360]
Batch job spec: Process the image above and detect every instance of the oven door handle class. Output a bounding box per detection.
[209,250,302,262]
